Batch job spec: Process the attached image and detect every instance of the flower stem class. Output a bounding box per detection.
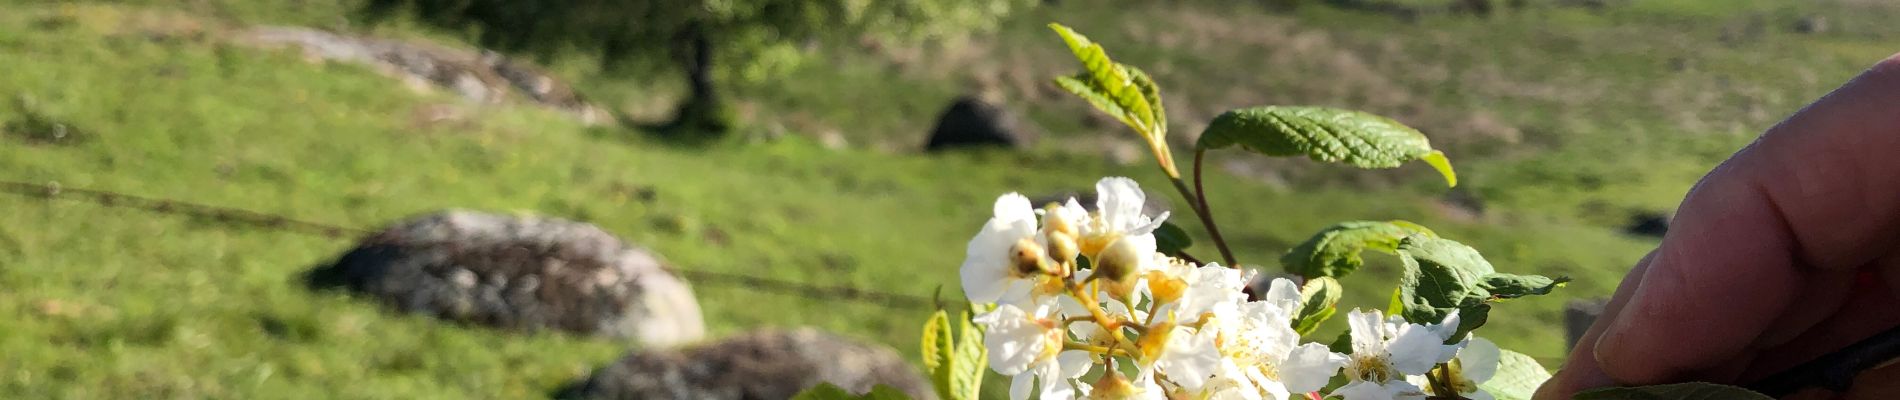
[1065,341,1131,357]
[1167,148,1238,268]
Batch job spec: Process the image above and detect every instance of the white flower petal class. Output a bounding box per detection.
[1010,372,1035,400]
[1175,265,1248,318]
[1429,310,1463,341]
[959,194,1041,304]
[960,256,1013,304]
[1058,350,1095,379]
[1384,324,1446,375]
[1037,360,1078,400]
[977,305,1046,375]
[995,193,1037,224]
[1468,390,1496,400]
[1262,278,1303,317]
[1347,309,1386,355]
[1333,380,1399,400]
[1460,337,1501,384]
[1095,177,1148,232]
[1247,367,1288,400]
[1156,327,1222,390]
[1281,342,1349,394]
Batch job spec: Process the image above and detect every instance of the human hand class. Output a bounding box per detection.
[1536,53,1900,400]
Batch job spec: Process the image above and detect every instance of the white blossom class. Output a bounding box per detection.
[961,193,1049,306]
[1409,337,1501,400]
[976,304,1093,400]
[1332,309,1463,400]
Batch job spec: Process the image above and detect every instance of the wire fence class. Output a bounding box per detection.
[0,179,937,310]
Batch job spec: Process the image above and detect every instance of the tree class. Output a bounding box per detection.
[364,0,1027,136]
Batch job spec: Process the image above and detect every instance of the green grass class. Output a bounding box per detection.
[1,0,1896,397]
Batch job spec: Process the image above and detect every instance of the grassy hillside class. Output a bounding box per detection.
[1,0,1896,398]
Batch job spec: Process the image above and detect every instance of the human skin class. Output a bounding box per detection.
[1535,52,1900,400]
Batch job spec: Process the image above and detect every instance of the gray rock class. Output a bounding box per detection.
[306,210,704,346]
[566,328,935,400]
[923,96,1025,151]
[238,27,608,125]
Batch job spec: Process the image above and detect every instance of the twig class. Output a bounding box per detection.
[1178,148,1238,267]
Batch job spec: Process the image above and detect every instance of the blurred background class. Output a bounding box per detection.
[2,0,1897,398]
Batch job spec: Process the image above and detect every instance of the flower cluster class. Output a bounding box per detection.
[960,177,1498,400]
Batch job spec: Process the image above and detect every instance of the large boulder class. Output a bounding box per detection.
[238,27,609,125]
[923,96,1025,151]
[306,210,704,346]
[565,328,935,400]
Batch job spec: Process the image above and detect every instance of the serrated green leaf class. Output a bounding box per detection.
[948,310,987,400]
[1197,106,1455,186]
[1048,23,1161,135]
[1481,348,1552,400]
[1154,221,1194,257]
[921,310,954,399]
[1293,277,1343,335]
[1054,74,1139,130]
[1129,68,1166,133]
[1572,382,1773,400]
[1280,220,1437,279]
[1481,273,1569,299]
[1397,236,1492,326]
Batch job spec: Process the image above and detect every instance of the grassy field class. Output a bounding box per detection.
[1,0,1896,398]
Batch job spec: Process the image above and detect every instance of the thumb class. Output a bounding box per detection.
[1594,53,1900,384]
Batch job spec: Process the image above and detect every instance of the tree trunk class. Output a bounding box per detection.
[668,22,731,136]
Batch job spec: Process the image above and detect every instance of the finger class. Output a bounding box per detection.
[1754,270,1859,348]
[1743,270,1900,383]
[1597,53,1900,385]
[1534,251,1655,399]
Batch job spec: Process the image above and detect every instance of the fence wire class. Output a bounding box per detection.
[0,180,936,310]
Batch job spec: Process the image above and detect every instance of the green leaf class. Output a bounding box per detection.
[1480,349,1553,400]
[1326,329,1354,355]
[791,384,916,400]
[920,310,954,399]
[1422,150,1458,187]
[1154,221,1194,257]
[1396,236,1492,326]
[1395,235,1563,339]
[948,310,987,400]
[1280,220,1437,279]
[1129,68,1166,132]
[1048,23,1162,135]
[1450,304,1491,345]
[1197,106,1455,186]
[1572,383,1773,400]
[1481,273,1570,300]
[1293,277,1343,335]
